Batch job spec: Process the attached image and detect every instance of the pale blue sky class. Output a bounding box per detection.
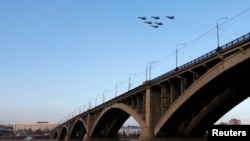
[0,0,250,125]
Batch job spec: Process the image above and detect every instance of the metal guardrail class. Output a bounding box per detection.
[151,32,250,83]
[55,32,250,128]
[105,32,250,107]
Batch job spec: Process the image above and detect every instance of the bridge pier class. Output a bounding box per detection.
[82,137,118,141]
[139,81,155,140]
[140,126,154,140]
[67,139,83,141]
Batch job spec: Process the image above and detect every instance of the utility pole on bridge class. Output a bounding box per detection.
[216,17,227,49]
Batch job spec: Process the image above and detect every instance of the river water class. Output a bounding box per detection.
[0,137,54,141]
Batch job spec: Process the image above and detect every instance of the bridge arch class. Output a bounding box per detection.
[90,103,145,137]
[52,129,59,139]
[58,125,68,140]
[155,48,250,137]
[69,118,87,139]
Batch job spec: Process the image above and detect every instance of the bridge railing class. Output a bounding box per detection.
[151,32,250,83]
[55,32,250,129]
[221,32,250,50]
[85,32,250,120]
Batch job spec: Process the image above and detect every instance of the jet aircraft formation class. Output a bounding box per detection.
[138,15,175,28]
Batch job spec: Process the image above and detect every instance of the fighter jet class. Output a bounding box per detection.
[138,17,147,20]
[151,25,159,28]
[155,22,163,26]
[151,16,160,20]
[144,21,152,24]
[166,16,175,19]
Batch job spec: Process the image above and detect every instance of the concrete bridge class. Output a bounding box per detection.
[51,32,250,141]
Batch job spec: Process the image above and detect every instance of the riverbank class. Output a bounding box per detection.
[0,136,52,141]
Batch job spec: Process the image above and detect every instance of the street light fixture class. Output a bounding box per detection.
[216,17,227,49]
[88,98,95,109]
[146,60,158,81]
[102,89,112,103]
[128,73,136,91]
[115,81,123,97]
[176,43,186,68]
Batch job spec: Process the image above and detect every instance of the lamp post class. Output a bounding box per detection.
[176,43,186,68]
[88,98,95,109]
[102,89,112,103]
[88,101,91,109]
[115,81,123,97]
[102,92,105,103]
[146,60,158,81]
[216,17,227,49]
[128,73,136,91]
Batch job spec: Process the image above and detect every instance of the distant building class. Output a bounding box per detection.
[229,118,241,125]
[118,125,141,137]
[217,118,241,125]
[14,121,57,131]
[0,124,14,136]
[218,122,228,125]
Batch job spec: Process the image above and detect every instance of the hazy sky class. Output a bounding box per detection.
[0,0,250,125]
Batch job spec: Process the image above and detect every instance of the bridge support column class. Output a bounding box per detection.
[83,137,118,141]
[83,134,90,141]
[83,113,95,141]
[140,81,154,140]
[64,136,69,141]
[160,82,170,114]
[170,78,181,103]
[68,139,83,141]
